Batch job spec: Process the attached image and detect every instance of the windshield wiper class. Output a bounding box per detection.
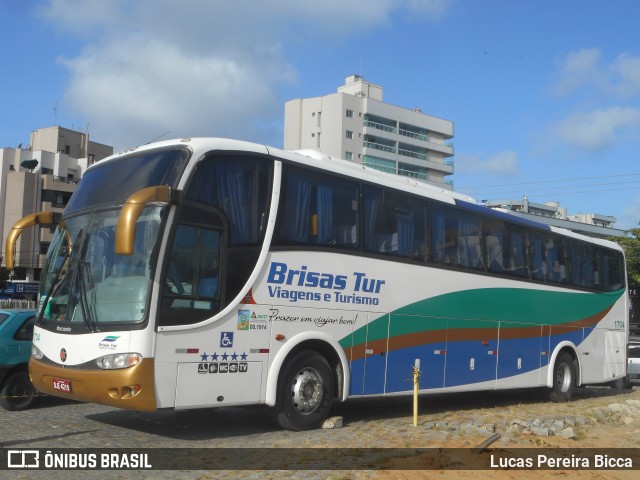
[78,260,98,332]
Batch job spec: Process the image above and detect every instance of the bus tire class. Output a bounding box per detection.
[274,350,334,431]
[0,370,36,411]
[549,352,576,402]
[609,376,632,390]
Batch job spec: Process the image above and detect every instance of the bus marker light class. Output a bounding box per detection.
[434,350,446,355]
[175,348,199,354]
[275,334,285,341]
[482,341,489,346]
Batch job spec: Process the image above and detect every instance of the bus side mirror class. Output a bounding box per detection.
[5,211,54,270]
[115,186,173,255]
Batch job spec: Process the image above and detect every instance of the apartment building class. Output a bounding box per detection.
[285,75,455,190]
[0,126,113,283]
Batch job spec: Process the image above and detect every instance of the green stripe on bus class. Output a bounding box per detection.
[341,288,624,347]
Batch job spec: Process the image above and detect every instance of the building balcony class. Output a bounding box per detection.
[363,119,397,134]
[42,174,78,193]
[363,140,396,154]
[362,155,453,190]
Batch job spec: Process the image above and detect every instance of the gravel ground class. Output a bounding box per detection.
[1,385,638,480]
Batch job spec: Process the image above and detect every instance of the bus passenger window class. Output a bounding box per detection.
[530,233,568,285]
[364,186,428,259]
[432,205,483,271]
[601,249,624,291]
[485,219,528,278]
[276,165,359,249]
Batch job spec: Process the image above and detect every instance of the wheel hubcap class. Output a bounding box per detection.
[556,363,571,392]
[290,367,323,414]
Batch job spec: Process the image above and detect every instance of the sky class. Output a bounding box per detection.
[1,0,640,230]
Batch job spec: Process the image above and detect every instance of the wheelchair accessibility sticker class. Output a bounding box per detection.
[220,332,233,348]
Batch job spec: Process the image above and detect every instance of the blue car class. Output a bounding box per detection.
[0,309,37,410]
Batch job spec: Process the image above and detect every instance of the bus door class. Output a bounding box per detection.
[444,319,499,389]
[385,314,446,392]
[155,201,231,407]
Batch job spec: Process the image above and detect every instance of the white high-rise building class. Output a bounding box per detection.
[285,75,454,189]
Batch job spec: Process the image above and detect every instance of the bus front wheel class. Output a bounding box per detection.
[274,351,334,431]
[549,352,576,402]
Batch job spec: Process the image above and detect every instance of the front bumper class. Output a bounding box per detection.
[29,357,157,411]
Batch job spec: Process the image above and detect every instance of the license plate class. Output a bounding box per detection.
[52,377,72,393]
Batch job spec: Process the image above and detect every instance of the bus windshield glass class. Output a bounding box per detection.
[38,206,165,331]
[64,147,190,214]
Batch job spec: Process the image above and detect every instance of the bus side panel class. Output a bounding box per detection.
[385,314,447,392]
[604,329,626,380]
[346,313,384,396]
[444,319,499,389]
[361,314,388,396]
[495,324,545,388]
[154,308,272,409]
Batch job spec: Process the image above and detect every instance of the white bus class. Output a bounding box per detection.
[7,138,628,430]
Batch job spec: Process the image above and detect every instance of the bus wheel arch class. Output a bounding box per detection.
[267,335,348,430]
[548,346,579,403]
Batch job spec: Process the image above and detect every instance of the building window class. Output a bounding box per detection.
[346,109,354,118]
[345,152,353,160]
[346,130,353,139]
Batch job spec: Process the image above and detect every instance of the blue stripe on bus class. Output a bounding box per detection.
[349,329,588,395]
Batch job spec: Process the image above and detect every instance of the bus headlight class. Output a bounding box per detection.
[95,353,143,370]
[32,344,44,360]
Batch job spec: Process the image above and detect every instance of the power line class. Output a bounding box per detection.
[461,181,640,198]
[459,173,640,192]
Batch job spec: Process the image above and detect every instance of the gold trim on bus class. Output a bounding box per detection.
[29,357,157,411]
[115,185,172,255]
[5,211,54,270]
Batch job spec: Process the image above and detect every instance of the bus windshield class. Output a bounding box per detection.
[65,147,189,214]
[39,206,165,331]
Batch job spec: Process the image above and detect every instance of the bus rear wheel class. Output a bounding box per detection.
[275,351,334,431]
[549,352,576,402]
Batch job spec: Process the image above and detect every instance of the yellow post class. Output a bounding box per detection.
[413,359,421,427]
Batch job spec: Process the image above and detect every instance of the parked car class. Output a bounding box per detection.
[0,309,37,410]
[628,336,640,386]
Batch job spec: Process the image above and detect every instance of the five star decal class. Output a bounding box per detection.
[199,351,247,362]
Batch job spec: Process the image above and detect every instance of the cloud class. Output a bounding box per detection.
[552,106,640,151]
[553,48,640,98]
[619,194,640,230]
[455,151,520,176]
[612,53,640,97]
[37,0,454,149]
[552,48,605,97]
